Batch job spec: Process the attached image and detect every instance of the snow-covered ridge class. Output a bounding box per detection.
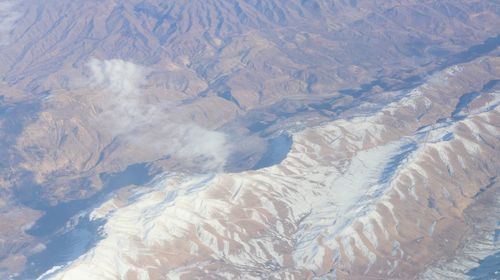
[43,58,500,279]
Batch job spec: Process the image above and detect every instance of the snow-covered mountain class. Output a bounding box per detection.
[0,0,499,279]
[36,56,500,279]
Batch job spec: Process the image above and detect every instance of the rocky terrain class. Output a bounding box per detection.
[0,0,499,279]
[36,55,500,280]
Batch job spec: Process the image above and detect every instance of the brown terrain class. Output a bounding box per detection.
[0,0,498,279]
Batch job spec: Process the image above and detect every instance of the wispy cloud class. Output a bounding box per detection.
[86,58,152,134]
[85,58,230,172]
[0,1,22,45]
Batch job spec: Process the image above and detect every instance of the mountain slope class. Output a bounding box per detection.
[39,56,500,279]
[0,0,499,278]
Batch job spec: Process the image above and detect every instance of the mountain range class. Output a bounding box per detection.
[0,0,499,279]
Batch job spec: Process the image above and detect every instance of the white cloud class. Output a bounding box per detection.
[0,1,22,45]
[86,58,151,134]
[171,125,230,172]
[85,58,231,172]
[87,58,148,94]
